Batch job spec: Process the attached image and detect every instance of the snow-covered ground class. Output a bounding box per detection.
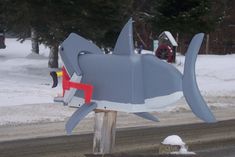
[0,38,235,125]
[0,38,61,106]
[175,54,235,97]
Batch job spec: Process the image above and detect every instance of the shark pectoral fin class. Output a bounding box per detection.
[134,112,159,122]
[65,102,97,135]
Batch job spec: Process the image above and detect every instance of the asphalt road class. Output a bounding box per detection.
[0,119,235,157]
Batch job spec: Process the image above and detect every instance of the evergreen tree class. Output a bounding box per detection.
[1,0,40,53]
[79,0,133,48]
[0,2,5,31]
[2,1,31,40]
[38,0,133,67]
[131,0,154,50]
[149,0,218,34]
[1,0,133,67]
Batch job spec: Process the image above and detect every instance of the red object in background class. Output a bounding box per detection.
[167,50,173,63]
[155,44,173,63]
[62,67,93,104]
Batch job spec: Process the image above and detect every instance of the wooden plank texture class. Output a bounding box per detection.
[93,110,117,154]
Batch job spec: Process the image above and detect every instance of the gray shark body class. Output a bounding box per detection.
[59,18,216,134]
[78,53,183,102]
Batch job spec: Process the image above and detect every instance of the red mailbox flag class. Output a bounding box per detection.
[62,67,93,104]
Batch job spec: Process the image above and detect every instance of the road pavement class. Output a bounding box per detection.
[0,119,235,157]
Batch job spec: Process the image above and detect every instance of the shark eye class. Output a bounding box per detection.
[79,51,86,55]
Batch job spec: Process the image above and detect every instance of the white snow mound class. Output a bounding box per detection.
[162,135,185,146]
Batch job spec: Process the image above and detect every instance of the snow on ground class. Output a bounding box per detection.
[0,38,62,107]
[0,39,235,125]
[0,103,75,125]
[175,54,235,97]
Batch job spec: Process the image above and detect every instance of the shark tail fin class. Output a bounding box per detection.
[182,33,216,123]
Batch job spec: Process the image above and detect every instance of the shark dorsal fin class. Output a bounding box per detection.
[113,18,134,55]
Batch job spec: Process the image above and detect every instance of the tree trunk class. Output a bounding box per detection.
[93,110,117,155]
[175,33,179,53]
[205,34,210,54]
[48,44,59,68]
[31,27,39,54]
[172,46,176,63]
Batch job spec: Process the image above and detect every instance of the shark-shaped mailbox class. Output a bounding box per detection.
[56,18,216,134]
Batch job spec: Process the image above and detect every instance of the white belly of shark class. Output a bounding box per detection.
[69,91,183,113]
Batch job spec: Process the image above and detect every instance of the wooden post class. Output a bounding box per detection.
[93,110,117,155]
